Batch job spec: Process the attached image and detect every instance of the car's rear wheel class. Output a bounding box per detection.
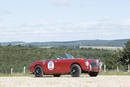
[53,74,61,77]
[70,64,81,77]
[34,65,43,77]
[88,72,99,77]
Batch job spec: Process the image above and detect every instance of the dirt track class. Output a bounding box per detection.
[0,76,130,87]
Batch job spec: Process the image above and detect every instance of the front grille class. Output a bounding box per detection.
[90,61,97,68]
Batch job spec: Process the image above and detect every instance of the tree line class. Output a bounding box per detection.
[0,40,130,73]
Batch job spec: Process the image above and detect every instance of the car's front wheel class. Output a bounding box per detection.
[70,64,81,77]
[34,65,43,77]
[88,72,99,77]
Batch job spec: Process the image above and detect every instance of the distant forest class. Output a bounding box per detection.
[0,39,129,47]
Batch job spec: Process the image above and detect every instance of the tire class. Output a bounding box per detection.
[70,64,81,77]
[88,72,99,77]
[53,74,61,77]
[34,65,43,77]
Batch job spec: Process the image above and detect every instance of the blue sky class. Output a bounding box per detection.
[0,0,130,42]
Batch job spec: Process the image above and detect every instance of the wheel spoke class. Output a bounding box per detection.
[36,67,41,75]
[72,67,78,74]
[70,64,81,77]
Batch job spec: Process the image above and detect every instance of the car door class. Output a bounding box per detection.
[56,59,70,74]
[53,59,64,73]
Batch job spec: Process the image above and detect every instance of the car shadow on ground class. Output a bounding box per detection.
[31,75,90,78]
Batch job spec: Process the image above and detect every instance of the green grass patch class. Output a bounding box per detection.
[0,73,33,77]
[1,71,130,77]
[99,71,130,75]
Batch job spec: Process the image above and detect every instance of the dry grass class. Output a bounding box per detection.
[80,46,123,50]
[99,71,130,75]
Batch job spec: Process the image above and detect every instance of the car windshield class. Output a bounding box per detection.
[55,53,75,59]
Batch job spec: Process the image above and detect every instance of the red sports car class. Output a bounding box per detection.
[29,53,101,77]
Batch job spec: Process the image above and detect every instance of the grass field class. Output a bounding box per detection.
[99,71,130,75]
[39,45,123,50]
[1,71,130,77]
[0,73,32,77]
[80,46,123,50]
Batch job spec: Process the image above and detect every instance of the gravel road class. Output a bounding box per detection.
[0,76,130,87]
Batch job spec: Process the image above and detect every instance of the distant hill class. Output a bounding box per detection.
[0,39,129,47]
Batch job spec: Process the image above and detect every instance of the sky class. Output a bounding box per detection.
[0,0,130,42]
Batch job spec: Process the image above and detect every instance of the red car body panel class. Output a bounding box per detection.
[29,58,101,75]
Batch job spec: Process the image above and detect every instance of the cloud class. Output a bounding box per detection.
[51,0,70,5]
[120,19,130,26]
[0,18,130,42]
[19,20,49,28]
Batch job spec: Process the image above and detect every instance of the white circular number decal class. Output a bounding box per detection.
[48,61,54,70]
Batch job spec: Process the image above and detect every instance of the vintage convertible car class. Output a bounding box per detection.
[29,53,101,77]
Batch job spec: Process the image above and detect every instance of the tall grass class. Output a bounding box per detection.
[0,73,32,77]
[99,71,130,75]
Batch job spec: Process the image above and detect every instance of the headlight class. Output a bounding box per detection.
[85,61,89,67]
[43,61,45,65]
[90,65,92,71]
[96,59,99,64]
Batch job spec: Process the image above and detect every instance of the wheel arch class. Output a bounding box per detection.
[34,64,42,68]
[33,64,42,72]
